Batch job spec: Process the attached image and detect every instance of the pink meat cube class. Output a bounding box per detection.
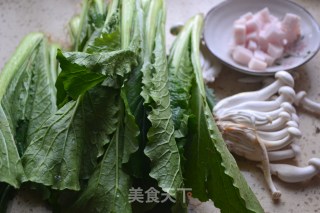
[254,50,275,66]
[258,30,269,51]
[256,8,271,23]
[231,8,300,70]
[234,24,246,45]
[248,57,268,71]
[263,23,286,46]
[241,12,253,21]
[281,13,301,43]
[267,43,284,59]
[246,32,258,43]
[232,46,253,65]
[264,54,276,66]
[269,14,279,23]
[246,18,259,33]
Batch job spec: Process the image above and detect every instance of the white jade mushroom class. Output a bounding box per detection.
[270,158,320,183]
[295,91,320,115]
[214,71,294,113]
[214,70,320,200]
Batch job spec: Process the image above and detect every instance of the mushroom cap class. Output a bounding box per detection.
[287,121,299,128]
[294,91,307,106]
[275,71,294,88]
[280,102,296,114]
[278,86,296,102]
[279,111,291,120]
[288,127,302,138]
[308,158,320,170]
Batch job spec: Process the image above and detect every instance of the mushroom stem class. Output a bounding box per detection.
[216,86,296,117]
[219,110,272,126]
[268,144,301,162]
[270,158,320,183]
[257,112,291,131]
[258,127,302,151]
[257,127,292,141]
[214,71,294,112]
[295,91,320,115]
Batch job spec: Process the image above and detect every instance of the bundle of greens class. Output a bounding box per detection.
[0,0,264,212]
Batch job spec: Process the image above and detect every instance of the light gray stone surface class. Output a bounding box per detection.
[1,0,320,212]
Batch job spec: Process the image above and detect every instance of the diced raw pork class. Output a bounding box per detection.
[256,8,271,24]
[246,18,259,33]
[234,24,246,45]
[254,50,275,66]
[231,8,301,71]
[263,22,286,46]
[281,13,301,43]
[258,30,269,51]
[232,46,253,65]
[246,32,258,42]
[267,43,284,59]
[241,12,253,21]
[248,57,268,70]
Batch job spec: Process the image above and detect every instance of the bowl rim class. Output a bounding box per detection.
[203,0,320,76]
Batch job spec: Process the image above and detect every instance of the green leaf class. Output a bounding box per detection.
[56,49,137,105]
[205,85,216,110]
[0,106,25,187]
[73,0,91,51]
[84,0,120,53]
[70,0,107,51]
[86,29,121,53]
[139,0,183,197]
[48,43,61,84]
[0,33,57,187]
[88,0,106,28]
[177,15,264,213]
[22,87,120,190]
[56,50,105,105]
[168,20,194,140]
[22,100,83,190]
[80,87,120,177]
[72,91,139,213]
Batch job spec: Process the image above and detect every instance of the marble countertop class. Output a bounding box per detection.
[1,0,320,212]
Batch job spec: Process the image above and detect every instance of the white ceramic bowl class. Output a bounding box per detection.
[203,0,320,76]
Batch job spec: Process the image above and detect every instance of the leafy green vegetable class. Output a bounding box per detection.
[56,49,136,105]
[168,19,194,142]
[71,0,106,51]
[168,15,263,213]
[48,43,61,84]
[87,29,121,53]
[22,85,126,190]
[138,0,183,197]
[22,100,83,190]
[70,2,143,211]
[205,85,216,110]
[23,10,138,190]
[0,1,265,212]
[72,91,139,213]
[0,33,57,187]
[85,0,120,53]
[73,0,91,51]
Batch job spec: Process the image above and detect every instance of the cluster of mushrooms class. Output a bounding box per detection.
[199,39,320,200]
[212,70,320,199]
